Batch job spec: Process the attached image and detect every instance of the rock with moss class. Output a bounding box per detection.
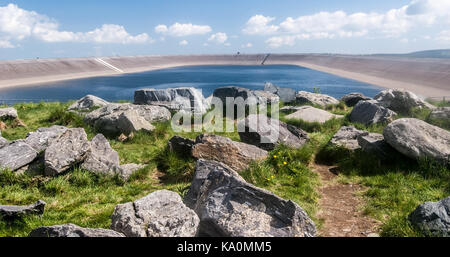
[296,91,339,107]
[238,114,309,151]
[68,95,109,111]
[349,100,397,125]
[111,190,199,237]
[44,128,91,176]
[186,159,316,237]
[30,224,125,237]
[0,140,38,171]
[0,200,46,220]
[383,118,450,163]
[409,197,450,237]
[330,126,369,151]
[0,107,18,120]
[374,89,435,113]
[192,134,268,172]
[341,93,371,107]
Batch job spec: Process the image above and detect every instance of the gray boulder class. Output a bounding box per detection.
[213,86,277,107]
[296,91,340,107]
[0,107,18,120]
[330,126,369,150]
[0,132,9,148]
[186,159,316,237]
[134,87,209,114]
[357,133,396,160]
[24,126,68,152]
[117,110,155,135]
[341,93,371,107]
[30,224,125,237]
[192,134,267,172]
[253,90,280,104]
[383,118,450,163]
[264,82,296,103]
[238,114,309,151]
[349,100,397,125]
[374,89,435,113]
[68,95,109,111]
[84,103,170,135]
[285,106,343,123]
[44,128,90,176]
[111,190,199,237]
[409,197,449,237]
[429,107,450,121]
[0,200,46,220]
[0,141,38,171]
[168,136,195,156]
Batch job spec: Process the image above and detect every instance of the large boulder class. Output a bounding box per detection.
[117,110,155,135]
[0,107,18,120]
[0,200,46,220]
[0,141,38,171]
[409,197,449,237]
[285,106,343,123]
[186,159,316,237]
[44,128,91,176]
[192,134,267,172]
[341,93,371,107]
[383,118,450,163]
[264,82,296,103]
[374,89,435,113]
[68,95,109,111]
[296,91,340,107]
[84,103,170,135]
[134,87,209,114]
[30,224,125,237]
[330,126,369,151]
[168,136,195,157]
[213,86,277,107]
[238,114,309,151]
[349,100,397,125]
[111,190,199,237]
[24,126,68,152]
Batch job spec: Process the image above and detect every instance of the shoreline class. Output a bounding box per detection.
[0,54,449,98]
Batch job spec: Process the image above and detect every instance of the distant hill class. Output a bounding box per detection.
[373,49,450,59]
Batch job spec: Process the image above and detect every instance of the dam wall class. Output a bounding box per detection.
[0,54,449,97]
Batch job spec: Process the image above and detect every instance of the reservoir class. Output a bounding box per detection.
[0,65,382,105]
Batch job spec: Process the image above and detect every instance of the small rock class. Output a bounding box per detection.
[238,114,309,150]
[296,91,340,107]
[0,140,38,171]
[30,224,125,237]
[0,107,18,120]
[349,100,397,125]
[192,134,267,172]
[0,200,46,220]
[111,190,200,237]
[383,118,450,163]
[409,197,449,237]
[330,126,369,150]
[341,93,371,107]
[374,88,435,113]
[68,95,109,111]
[168,136,195,157]
[44,128,90,176]
[285,106,343,123]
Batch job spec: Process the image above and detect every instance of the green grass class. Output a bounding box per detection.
[0,100,449,237]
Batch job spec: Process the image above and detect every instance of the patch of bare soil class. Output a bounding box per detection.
[314,164,381,237]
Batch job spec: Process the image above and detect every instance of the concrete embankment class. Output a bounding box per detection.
[0,54,449,98]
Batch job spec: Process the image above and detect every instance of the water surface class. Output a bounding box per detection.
[0,65,382,105]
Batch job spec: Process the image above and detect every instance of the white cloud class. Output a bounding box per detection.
[437,30,450,41]
[179,40,189,46]
[241,43,253,48]
[0,3,151,46]
[208,32,228,44]
[242,15,279,35]
[155,22,211,37]
[0,39,14,48]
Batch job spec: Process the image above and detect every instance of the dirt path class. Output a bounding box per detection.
[314,164,381,237]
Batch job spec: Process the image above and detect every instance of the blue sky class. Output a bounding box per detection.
[0,0,449,59]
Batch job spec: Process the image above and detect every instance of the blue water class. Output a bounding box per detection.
[0,65,382,104]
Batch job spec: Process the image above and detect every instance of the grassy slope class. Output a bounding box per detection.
[0,100,449,237]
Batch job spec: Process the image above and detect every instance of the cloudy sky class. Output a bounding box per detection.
[0,0,449,59]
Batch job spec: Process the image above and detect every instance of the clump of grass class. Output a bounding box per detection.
[283,117,344,134]
[46,106,85,128]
